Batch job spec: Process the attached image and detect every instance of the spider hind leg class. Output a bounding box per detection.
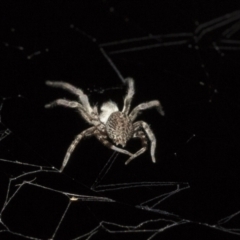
[129,100,164,122]
[94,129,133,157]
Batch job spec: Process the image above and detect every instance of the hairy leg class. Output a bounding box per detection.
[130,121,157,163]
[129,100,164,122]
[122,78,135,114]
[46,81,93,115]
[45,99,93,124]
[60,127,95,172]
[125,130,148,165]
[94,130,133,157]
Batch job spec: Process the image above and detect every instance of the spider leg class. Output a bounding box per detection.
[60,126,95,172]
[46,81,93,116]
[45,99,96,125]
[125,130,148,165]
[126,121,157,164]
[45,99,82,109]
[122,78,135,114]
[94,130,133,156]
[129,100,164,122]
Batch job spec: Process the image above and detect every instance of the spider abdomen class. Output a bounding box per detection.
[106,111,133,147]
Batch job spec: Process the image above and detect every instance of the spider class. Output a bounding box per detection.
[45,78,164,172]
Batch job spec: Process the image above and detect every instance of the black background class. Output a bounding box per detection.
[1,1,240,239]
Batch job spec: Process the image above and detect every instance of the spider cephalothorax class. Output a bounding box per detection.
[45,78,164,172]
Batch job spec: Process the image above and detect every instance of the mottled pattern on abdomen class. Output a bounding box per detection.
[106,111,133,147]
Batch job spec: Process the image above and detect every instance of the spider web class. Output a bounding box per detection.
[1,1,240,239]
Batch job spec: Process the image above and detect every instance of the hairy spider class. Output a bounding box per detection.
[45,78,164,172]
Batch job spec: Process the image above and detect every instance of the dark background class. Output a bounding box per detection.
[1,1,240,239]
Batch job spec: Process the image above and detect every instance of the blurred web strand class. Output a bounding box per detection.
[195,10,240,42]
[99,33,193,47]
[216,39,240,50]
[218,211,240,225]
[71,20,231,90]
[0,161,195,239]
[51,201,72,239]
[91,152,118,190]
[100,47,125,83]
[97,10,240,55]
[70,24,126,83]
[90,152,190,212]
[0,129,11,141]
[3,9,240,62]
[2,42,49,60]
[139,184,190,209]
[99,32,192,55]
[222,20,240,38]
[100,33,191,54]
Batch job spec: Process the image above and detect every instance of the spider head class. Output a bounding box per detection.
[106,111,133,148]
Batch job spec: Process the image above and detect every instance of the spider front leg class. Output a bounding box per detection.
[125,130,148,165]
[60,126,95,172]
[129,100,164,122]
[94,129,133,157]
[122,78,135,115]
[125,121,157,164]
